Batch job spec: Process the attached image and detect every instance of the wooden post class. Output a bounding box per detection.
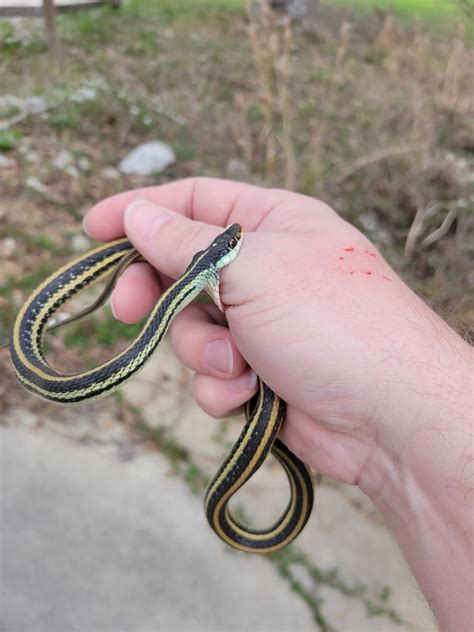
[42,0,61,66]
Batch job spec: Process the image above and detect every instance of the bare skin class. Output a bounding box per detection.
[84,178,473,631]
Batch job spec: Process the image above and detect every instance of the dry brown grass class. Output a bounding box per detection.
[0,2,472,337]
[244,1,295,187]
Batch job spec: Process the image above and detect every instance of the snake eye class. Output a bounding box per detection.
[228,238,237,249]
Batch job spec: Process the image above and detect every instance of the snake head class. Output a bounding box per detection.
[185,223,243,274]
[208,223,243,270]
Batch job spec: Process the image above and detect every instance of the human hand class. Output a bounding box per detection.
[85,178,473,631]
[84,178,470,493]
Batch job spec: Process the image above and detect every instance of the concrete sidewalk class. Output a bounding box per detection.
[0,344,435,631]
[1,425,314,631]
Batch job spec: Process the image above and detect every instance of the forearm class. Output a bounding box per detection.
[360,318,473,631]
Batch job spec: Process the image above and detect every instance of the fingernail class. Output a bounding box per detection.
[205,339,233,374]
[248,369,258,390]
[82,216,92,237]
[124,200,171,241]
[110,295,118,319]
[229,368,258,393]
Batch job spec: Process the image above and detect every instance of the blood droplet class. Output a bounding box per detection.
[343,247,355,253]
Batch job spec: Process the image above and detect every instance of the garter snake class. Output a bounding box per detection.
[9,224,314,553]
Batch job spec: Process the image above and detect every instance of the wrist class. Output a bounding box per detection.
[359,313,472,629]
[360,301,472,500]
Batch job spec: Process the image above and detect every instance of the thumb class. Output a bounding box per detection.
[124,199,226,280]
[124,199,268,308]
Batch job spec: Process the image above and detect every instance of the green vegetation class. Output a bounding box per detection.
[62,309,145,348]
[128,402,404,629]
[0,128,22,150]
[125,0,245,20]
[269,547,403,629]
[0,263,56,300]
[329,0,467,21]
[48,107,80,130]
[123,0,469,23]
[134,414,210,491]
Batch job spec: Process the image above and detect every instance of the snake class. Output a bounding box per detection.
[9,223,315,553]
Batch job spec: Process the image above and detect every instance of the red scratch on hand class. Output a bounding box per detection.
[343,247,355,253]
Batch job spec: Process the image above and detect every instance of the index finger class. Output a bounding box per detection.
[84,177,286,242]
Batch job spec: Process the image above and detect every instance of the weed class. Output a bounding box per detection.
[8,228,70,256]
[62,310,145,348]
[245,1,296,187]
[0,21,46,57]
[123,399,404,629]
[133,414,210,489]
[48,107,80,129]
[0,128,23,151]
[210,421,234,452]
[269,546,404,627]
[11,263,56,295]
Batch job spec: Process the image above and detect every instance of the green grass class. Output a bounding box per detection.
[327,0,468,22]
[125,0,245,20]
[0,128,22,150]
[124,0,469,24]
[61,309,146,348]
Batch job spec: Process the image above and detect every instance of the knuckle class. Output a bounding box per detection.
[173,221,207,259]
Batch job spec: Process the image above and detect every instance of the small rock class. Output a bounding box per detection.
[78,156,91,172]
[70,86,97,104]
[118,141,176,176]
[11,288,23,307]
[1,237,15,257]
[25,97,48,114]
[25,176,48,195]
[71,233,90,253]
[101,166,120,180]
[359,211,379,232]
[0,95,47,130]
[64,165,80,178]
[226,158,251,180]
[0,260,22,287]
[0,155,15,169]
[53,149,74,170]
[24,96,47,115]
[25,150,40,163]
[17,138,32,153]
[52,149,80,177]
